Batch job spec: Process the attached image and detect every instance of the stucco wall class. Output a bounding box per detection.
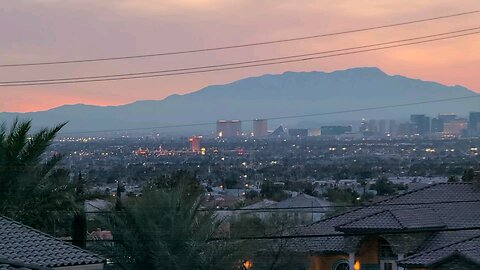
[357,236,379,264]
[309,254,348,270]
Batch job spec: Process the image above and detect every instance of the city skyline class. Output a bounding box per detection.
[3,3,480,270]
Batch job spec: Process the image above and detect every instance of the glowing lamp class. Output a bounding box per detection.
[354,260,361,270]
[243,260,253,269]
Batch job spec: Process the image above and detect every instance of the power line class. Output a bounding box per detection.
[28,199,480,213]
[218,226,480,241]
[2,29,480,87]
[61,226,480,242]
[56,94,480,135]
[2,27,479,85]
[1,10,478,68]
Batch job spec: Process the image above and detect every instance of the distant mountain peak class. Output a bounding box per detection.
[330,66,387,76]
[1,67,477,134]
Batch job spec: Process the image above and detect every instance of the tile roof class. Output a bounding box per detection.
[0,258,51,270]
[336,207,445,232]
[241,199,276,210]
[337,210,404,231]
[266,194,331,211]
[399,235,480,267]
[0,216,105,268]
[0,263,41,270]
[417,230,480,251]
[287,183,480,255]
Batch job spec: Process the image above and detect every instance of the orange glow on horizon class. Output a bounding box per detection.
[1,0,479,112]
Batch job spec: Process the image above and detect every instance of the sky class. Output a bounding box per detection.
[1,0,479,112]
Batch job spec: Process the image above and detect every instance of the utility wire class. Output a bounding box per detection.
[32,199,480,213]
[56,94,480,135]
[1,10,478,68]
[61,226,480,242]
[2,29,480,87]
[215,226,480,241]
[2,27,479,85]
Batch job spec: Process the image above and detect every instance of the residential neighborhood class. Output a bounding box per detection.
[2,1,480,269]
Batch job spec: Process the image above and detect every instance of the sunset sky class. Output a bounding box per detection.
[1,0,479,112]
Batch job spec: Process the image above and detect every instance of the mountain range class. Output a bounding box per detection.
[1,67,478,135]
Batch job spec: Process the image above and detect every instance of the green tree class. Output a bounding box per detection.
[357,179,368,197]
[462,168,475,182]
[260,180,287,201]
[230,214,301,270]
[100,175,242,270]
[371,177,395,196]
[448,175,459,183]
[72,172,87,248]
[0,119,77,233]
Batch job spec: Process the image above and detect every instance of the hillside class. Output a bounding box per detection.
[1,67,477,135]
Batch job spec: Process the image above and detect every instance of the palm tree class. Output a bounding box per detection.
[99,176,243,270]
[0,119,77,233]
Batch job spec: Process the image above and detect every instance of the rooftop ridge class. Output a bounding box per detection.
[376,183,444,205]
[306,183,463,228]
[335,209,388,229]
[0,257,51,270]
[402,233,480,262]
[388,209,406,229]
[0,215,105,267]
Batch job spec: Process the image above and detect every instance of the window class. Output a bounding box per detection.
[380,260,396,270]
[332,260,349,270]
[383,262,393,270]
[379,237,395,258]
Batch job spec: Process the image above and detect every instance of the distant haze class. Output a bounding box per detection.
[0,1,479,112]
[0,67,477,135]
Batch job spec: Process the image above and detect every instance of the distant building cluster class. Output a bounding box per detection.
[209,111,480,140]
[216,120,242,138]
[252,119,268,137]
[360,112,480,138]
[188,136,201,152]
[214,118,354,139]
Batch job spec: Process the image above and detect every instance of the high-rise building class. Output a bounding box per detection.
[359,118,368,132]
[321,126,352,135]
[389,120,397,135]
[307,128,321,137]
[252,119,268,137]
[431,118,444,133]
[368,120,378,133]
[359,119,378,136]
[410,114,430,135]
[398,122,417,136]
[288,129,308,137]
[188,136,201,153]
[468,112,480,135]
[378,120,386,135]
[444,119,468,136]
[438,113,457,123]
[216,120,242,138]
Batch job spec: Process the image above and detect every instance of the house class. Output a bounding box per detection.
[265,194,331,223]
[286,183,480,270]
[236,199,276,219]
[0,258,51,270]
[236,194,330,223]
[0,216,105,269]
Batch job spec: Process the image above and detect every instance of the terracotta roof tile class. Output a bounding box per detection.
[0,216,105,268]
